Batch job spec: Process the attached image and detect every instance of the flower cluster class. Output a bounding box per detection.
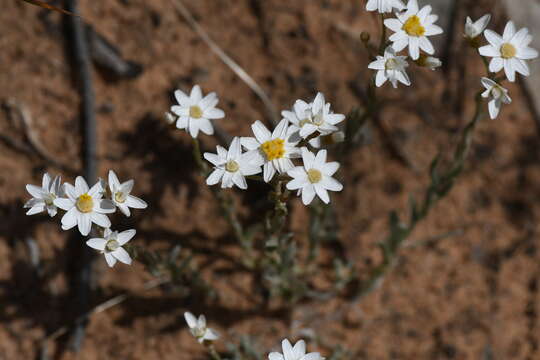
[24,170,147,267]
[366,0,538,119]
[170,87,345,205]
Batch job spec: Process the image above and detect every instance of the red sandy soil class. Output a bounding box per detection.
[1,0,540,359]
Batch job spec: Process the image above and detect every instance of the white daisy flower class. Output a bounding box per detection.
[479,21,539,82]
[481,77,512,120]
[53,176,115,236]
[268,339,324,360]
[184,312,219,344]
[366,0,405,14]
[86,228,135,267]
[24,173,63,217]
[204,137,262,189]
[384,0,443,60]
[241,119,301,183]
[108,170,147,217]
[170,85,225,138]
[465,14,491,40]
[308,131,345,149]
[282,92,345,140]
[415,54,442,70]
[286,148,343,205]
[368,46,411,88]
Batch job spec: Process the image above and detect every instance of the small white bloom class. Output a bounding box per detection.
[479,21,539,82]
[165,111,176,124]
[53,176,115,236]
[368,46,411,88]
[465,14,491,40]
[24,173,63,217]
[365,0,405,13]
[171,85,225,138]
[241,119,301,183]
[108,170,147,217]
[268,339,324,360]
[416,54,442,70]
[86,228,135,267]
[481,77,512,120]
[384,0,443,60]
[184,312,219,343]
[308,131,345,149]
[282,92,345,140]
[287,148,343,205]
[204,137,262,189]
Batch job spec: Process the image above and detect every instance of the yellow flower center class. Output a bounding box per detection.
[76,193,94,213]
[261,138,285,161]
[307,169,322,184]
[189,105,203,119]
[385,58,398,70]
[299,118,312,127]
[105,239,119,252]
[114,191,127,203]
[45,194,56,206]
[500,43,517,59]
[403,15,425,37]
[225,160,239,172]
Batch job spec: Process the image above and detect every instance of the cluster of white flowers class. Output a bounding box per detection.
[366,0,538,120]
[183,312,323,360]
[170,86,344,206]
[24,170,147,267]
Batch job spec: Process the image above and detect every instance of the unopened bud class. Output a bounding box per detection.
[415,54,442,70]
[360,32,371,43]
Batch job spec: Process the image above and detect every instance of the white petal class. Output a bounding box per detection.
[54,198,74,211]
[199,92,218,110]
[503,21,516,41]
[126,195,148,209]
[77,213,92,236]
[174,89,190,106]
[26,184,46,199]
[207,169,225,186]
[504,60,516,82]
[315,185,330,204]
[269,353,285,360]
[384,18,403,32]
[190,85,202,102]
[419,36,434,54]
[478,45,500,57]
[184,312,197,328]
[228,137,242,160]
[198,118,215,135]
[203,328,219,341]
[176,116,189,129]
[287,177,307,191]
[320,175,343,191]
[301,184,316,205]
[484,30,503,47]
[375,70,387,87]
[75,176,89,195]
[272,119,289,139]
[263,163,276,183]
[314,149,327,166]
[252,121,272,143]
[104,253,117,267]
[221,171,234,188]
[518,47,539,60]
[61,207,78,229]
[408,37,420,60]
[203,108,225,119]
[232,172,247,189]
[241,137,261,151]
[86,238,107,251]
[90,212,111,228]
[292,340,306,358]
[26,204,46,215]
[282,339,295,360]
[301,147,316,170]
[321,162,340,176]
[112,247,132,265]
[488,99,501,119]
[108,170,121,190]
[489,57,504,73]
[95,199,116,214]
[117,229,136,245]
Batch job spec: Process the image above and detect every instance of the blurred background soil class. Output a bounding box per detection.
[1,0,540,359]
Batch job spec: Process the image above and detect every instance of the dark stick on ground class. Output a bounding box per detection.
[65,0,97,353]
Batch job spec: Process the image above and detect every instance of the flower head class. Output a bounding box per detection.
[368,46,411,88]
[86,228,135,267]
[282,92,345,140]
[241,119,301,183]
[481,77,512,120]
[287,148,343,205]
[184,312,219,343]
[479,21,539,82]
[365,0,405,14]
[384,0,443,60]
[204,137,262,189]
[24,173,63,217]
[465,14,491,41]
[268,339,324,360]
[415,54,442,70]
[171,85,225,138]
[108,170,147,217]
[53,176,115,236]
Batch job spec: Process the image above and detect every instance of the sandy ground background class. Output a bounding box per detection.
[1,0,540,359]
